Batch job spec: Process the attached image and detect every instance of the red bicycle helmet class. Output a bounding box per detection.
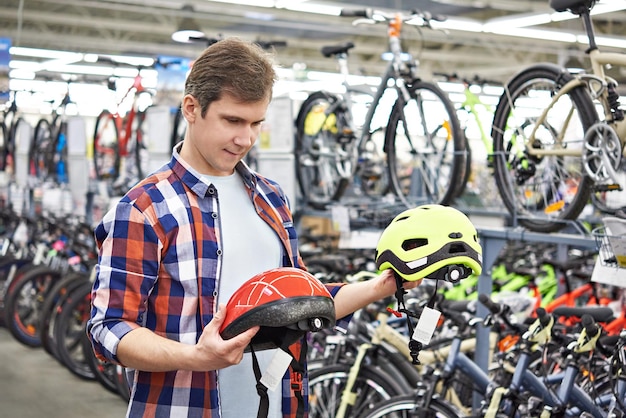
[220,267,336,352]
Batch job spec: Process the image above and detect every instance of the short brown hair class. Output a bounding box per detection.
[184,37,277,117]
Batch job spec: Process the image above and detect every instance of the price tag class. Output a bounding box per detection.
[260,349,293,392]
[412,306,441,345]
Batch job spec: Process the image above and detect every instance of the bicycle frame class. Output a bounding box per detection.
[334,309,496,417]
[521,11,626,183]
[321,18,425,181]
[109,71,149,158]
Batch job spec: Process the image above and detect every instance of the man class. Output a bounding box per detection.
[88,37,417,418]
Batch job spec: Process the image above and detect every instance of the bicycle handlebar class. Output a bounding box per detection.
[478,293,527,333]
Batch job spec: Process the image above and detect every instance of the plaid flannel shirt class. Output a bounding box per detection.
[88,147,343,418]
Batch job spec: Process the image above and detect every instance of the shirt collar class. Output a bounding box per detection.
[168,141,257,198]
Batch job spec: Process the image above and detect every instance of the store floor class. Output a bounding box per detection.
[0,327,128,418]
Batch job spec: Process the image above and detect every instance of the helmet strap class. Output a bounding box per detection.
[392,272,442,365]
[250,330,306,418]
[250,344,270,418]
[288,337,306,418]
[392,272,422,364]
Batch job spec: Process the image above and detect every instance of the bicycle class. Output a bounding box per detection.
[91,57,174,195]
[294,8,466,210]
[363,295,617,418]
[490,0,626,233]
[308,288,502,418]
[434,73,503,204]
[30,83,77,186]
[0,91,19,177]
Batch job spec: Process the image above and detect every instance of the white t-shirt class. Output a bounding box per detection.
[202,173,283,418]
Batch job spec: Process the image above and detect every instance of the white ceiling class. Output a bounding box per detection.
[3,0,626,86]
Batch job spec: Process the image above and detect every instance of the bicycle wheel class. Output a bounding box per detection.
[52,121,69,184]
[54,280,96,380]
[386,80,466,207]
[124,109,148,183]
[0,118,7,172]
[294,91,351,210]
[92,109,120,181]
[363,394,463,418]
[490,63,597,232]
[31,118,55,180]
[3,265,62,347]
[308,363,407,418]
[40,272,88,360]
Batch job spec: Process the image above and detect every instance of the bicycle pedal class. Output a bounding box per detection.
[595,183,622,192]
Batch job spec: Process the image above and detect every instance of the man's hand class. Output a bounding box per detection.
[194,303,259,370]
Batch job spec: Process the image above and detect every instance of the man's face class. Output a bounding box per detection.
[181,93,269,176]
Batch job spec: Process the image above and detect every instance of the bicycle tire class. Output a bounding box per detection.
[0,118,7,172]
[40,272,88,360]
[294,91,350,209]
[81,328,120,395]
[31,118,55,180]
[386,80,466,207]
[362,394,463,418]
[92,109,121,181]
[125,108,148,182]
[455,136,472,198]
[54,280,96,380]
[490,63,597,233]
[308,362,408,418]
[53,121,69,184]
[3,265,63,347]
[5,117,25,178]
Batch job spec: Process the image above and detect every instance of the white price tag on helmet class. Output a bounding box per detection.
[260,349,293,392]
[412,306,441,345]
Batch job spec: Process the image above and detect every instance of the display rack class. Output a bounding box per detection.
[296,199,600,412]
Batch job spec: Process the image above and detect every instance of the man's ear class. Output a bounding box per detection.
[181,94,198,123]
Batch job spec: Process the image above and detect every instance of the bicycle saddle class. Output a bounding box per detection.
[549,0,596,14]
[321,42,355,58]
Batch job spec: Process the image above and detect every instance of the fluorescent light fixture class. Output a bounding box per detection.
[583,35,626,49]
[10,46,82,60]
[590,0,626,15]
[8,69,35,80]
[487,27,578,43]
[10,59,158,80]
[438,81,466,94]
[484,13,552,30]
[482,85,504,96]
[283,3,342,16]
[430,18,483,33]
[243,11,274,21]
[381,52,411,62]
[205,0,273,6]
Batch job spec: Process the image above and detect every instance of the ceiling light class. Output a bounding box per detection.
[171,5,206,44]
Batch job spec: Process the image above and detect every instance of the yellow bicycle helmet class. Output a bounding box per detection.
[375,204,482,283]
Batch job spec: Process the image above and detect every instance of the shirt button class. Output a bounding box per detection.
[216,249,222,256]
[208,187,215,194]
[211,212,218,219]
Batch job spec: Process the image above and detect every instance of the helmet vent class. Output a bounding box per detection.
[402,238,427,251]
[449,243,466,254]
